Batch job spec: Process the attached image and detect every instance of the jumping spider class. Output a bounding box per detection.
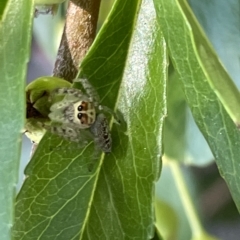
[47,78,116,153]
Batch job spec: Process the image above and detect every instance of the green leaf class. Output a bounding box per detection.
[0,0,8,20]
[154,0,240,211]
[155,198,178,240]
[151,227,163,240]
[164,70,213,165]
[0,0,33,239]
[177,0,240,127]
[163,70,186,163]
[188,0,240,88]
[156,165,192,240]
[14,0,167,239]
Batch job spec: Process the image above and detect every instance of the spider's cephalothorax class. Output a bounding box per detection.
[48,78,114,153]
[60,100,96,128]
[73,101,96,127]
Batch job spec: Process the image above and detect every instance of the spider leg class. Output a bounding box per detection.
[51,87,88,102]
[74,78,100,107]
[41,122,77,142]
[99,105,120,124]
[45,122,92,144]
[52,124,79,142]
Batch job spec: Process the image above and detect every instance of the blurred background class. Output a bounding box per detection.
[21,0,240,239]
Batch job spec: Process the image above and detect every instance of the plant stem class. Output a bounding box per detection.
[53,0,101,82]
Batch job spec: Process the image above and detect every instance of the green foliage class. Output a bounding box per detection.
[0,1,34,239]
[13,0,166,239]
[154,0,240,212]
[0,0,239,239]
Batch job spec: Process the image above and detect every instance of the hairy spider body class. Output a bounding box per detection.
[90,114,112,153]
[48,78,113,153]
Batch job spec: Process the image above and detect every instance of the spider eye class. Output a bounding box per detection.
[78,105,83,111]
[77,113,82,119]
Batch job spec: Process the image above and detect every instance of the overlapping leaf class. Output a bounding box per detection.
[0,0,33,239]
[164,70,213,165]
[14,0,167,239]
[154,0,240,211]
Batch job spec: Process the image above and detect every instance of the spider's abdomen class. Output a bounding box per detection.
[90,113,112,153]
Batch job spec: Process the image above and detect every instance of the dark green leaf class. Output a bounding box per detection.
[0,0,8,20]
[14,0,167,239]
